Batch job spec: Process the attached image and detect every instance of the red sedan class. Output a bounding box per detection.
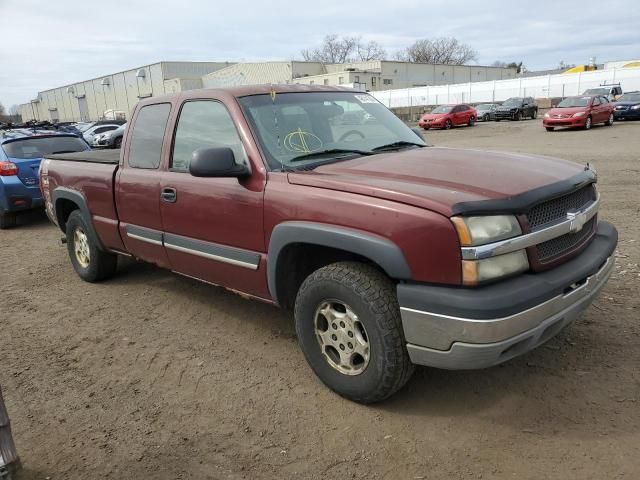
[418,104,477,130]
[543,95,615,131]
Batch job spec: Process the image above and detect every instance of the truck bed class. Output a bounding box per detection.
[47,149,120,164]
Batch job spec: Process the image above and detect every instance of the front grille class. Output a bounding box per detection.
[526,184,597,266]
[536,217,596,261]
[527,185,596,230]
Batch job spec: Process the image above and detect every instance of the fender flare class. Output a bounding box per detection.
[52,187,105,250]
[267,221,412,304]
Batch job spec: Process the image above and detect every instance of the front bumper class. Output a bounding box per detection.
[613,110,640,120]
[543,117,586,127]
[398,221,617,369]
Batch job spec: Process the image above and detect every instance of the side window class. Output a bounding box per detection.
[171,100,248,172]
[129,103,171,169]
[600,96,609,104]
[593,97,600,106]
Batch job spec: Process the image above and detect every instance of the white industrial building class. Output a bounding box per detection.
[20,60,515,122]
[20,61,233,123]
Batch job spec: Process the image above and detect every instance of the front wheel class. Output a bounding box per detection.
[294,262,414,403]
[532,109,538,119]
[66,210,118,282]
[584,116,593,130]
[605,113,614,126]
[514,111,521,121]
[0,213,16,229]
[468,116,476,126]
[483,114,490,122]
[545,126,554,132]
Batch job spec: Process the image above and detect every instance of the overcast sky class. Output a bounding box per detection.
[1,0,638,108]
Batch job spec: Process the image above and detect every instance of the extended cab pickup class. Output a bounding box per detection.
[40,85,618,403]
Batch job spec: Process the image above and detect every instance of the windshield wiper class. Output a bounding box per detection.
[372,141,426,152]
[289,148,373,163]
[50,150,78,154]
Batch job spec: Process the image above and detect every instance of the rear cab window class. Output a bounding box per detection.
[128,103,171,169]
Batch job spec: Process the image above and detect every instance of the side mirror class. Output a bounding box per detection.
[411,127,425,141]
[189,147,250,178]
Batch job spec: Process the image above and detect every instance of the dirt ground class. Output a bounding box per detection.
[2,118,639,480]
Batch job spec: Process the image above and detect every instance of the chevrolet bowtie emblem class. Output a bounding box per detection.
[567,211,587,233]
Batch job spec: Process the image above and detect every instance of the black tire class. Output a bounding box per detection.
[0,213,17,229]
[605,113,614,126]
[468,116,475,126]
[483,114,490,122]
[113,136,122,148]
[294,262,414,403]
[514,111,521,121]
[532,109,538,119]
[545,127,554,132]
[495,118,501,122]
[444,119,452,130]
[584,115,592,130]
[66,210,117,282]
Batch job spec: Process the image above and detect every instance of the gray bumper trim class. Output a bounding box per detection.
[402,255,614,369]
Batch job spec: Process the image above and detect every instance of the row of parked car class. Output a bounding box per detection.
[417,90,640,132]
[0,119,129,229]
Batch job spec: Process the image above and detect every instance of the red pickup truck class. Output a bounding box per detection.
[40,85,617,403]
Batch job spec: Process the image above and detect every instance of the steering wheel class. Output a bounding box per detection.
[338,130,366,142]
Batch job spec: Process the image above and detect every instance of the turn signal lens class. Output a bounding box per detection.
[462,250,529,286]
[0,161,18,176]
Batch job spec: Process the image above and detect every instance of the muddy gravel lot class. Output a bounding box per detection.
[2,118,639,479]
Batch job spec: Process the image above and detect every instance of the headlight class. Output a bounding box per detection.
[462,250,529,285]
[544,113,551,118]
[631,105,640,110]
[573,111,587,117]
[451,215,522,246]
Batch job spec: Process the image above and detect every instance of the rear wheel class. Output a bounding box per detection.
[532,109,538,119]
[294,262,414,403]
[444,119,453,130]
[66,210,117,282]
[0,212,17,229]
[584,116,593,130]
[605,113,614,126]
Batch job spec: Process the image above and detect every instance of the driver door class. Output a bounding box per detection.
[159,99,269,299]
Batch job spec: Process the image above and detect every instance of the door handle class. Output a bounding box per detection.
[161,187,177,203]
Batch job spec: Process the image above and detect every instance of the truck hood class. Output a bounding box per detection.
[287,147,585,216]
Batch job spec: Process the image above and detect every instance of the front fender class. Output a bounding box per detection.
[267,221,412,304]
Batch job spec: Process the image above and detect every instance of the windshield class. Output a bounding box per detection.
[584,88,609,95]
[618,93,640,102]
[430,106,453,114]
[502,98,523,107]
[557,97,591,108]
[476,104,495,110]
[238,91,426,170]
[2,136,89,159]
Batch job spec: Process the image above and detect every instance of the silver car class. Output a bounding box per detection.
[82,124,120,145]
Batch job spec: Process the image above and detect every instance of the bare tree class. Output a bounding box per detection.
[400,37,477,65]
[0,102,5,116]
[301,35,385,63]
[356,40,386,62]
[9,105,20,116]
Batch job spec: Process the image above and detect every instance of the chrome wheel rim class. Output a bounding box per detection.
[586,117,592,129]
[74,227,90,268]
[314,300,370,376]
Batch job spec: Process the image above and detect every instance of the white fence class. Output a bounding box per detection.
[372,67,640,108]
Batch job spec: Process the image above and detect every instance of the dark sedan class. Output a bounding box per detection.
[613,91,640,120]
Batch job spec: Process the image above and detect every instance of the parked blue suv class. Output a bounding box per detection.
[0,128,90,228]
